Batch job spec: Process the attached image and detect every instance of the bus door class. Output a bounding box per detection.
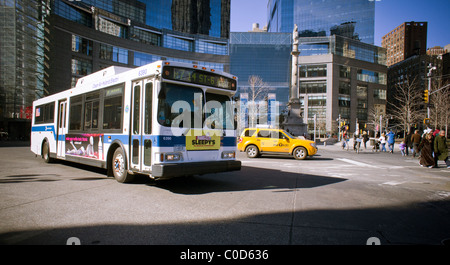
[130,79,153,172]
[57,100,67,158]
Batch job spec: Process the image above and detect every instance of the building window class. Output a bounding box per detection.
[339,65,351,79]
[357,69,387,85]
[300,81,326,94]
[97,17,126,38]
[71,58,92,76]
[130,27,161,46]
[356,84,368,121]
[338,81,350,95]
[373,89,386,100]
[300,64,327,78]
[308,95,326,106]
[99,44,128,64]
[338,95,350,107]
[196,40,228,55]
[164,35,194,52]
[339,107,350,119]
[53,0,92,27]
[134,52,159,66]
[72,35,93,56]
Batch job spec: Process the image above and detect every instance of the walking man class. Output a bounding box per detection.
[411,130,421,158]
[434,130,450,168]
[386,130,395,153]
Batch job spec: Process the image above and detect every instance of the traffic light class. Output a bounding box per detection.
[423,89,429,103]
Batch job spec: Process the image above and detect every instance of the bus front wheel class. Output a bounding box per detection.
[112,148,134,183]
[42,140,54,163]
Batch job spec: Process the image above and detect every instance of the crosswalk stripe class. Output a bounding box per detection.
[336,158,377,168]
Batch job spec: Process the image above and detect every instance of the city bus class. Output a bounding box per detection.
[31,61,241,182]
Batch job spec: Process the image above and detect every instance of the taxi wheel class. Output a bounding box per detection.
[245,145,260,158]
[293,147,307,160]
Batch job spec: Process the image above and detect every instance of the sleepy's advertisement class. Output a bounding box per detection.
[66,133,104,160]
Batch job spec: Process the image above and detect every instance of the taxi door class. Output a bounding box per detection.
[276,131,290,153]
[257,130,279,152]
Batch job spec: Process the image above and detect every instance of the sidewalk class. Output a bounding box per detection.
[0,140,30,148]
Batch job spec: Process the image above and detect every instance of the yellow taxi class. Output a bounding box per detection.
[237,128,317,160]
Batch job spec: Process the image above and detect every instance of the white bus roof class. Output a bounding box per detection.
[33,60,237,106]
[75,65,132,87]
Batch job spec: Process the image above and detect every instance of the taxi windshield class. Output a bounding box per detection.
[282,130,295,139]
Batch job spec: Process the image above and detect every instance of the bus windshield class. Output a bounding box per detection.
[157,82,203,128]
[157,82,234,130]
[205,93,233,130]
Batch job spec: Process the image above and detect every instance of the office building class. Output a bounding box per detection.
[382,21,427,67]
[0,0,50,139]
[47,0,231,95]
[0,0,231,139]
[297,35,387,136]
[267,0,375,44]
[230,31,292,105]
[427,46,445,56]
[387,54,442,109]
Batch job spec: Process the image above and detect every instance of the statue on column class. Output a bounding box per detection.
[280,24,307,137]
[293,24,299,45]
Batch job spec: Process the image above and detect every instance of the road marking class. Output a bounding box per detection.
[336,158,377,168]
[381,181,405,186]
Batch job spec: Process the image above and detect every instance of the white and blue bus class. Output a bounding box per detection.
[31,61,241,182]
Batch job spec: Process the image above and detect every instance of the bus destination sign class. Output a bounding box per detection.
[162,66,236,91]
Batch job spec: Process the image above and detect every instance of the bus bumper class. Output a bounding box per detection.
[152,160,241,179]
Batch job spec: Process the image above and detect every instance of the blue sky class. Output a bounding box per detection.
[230,0,450,48]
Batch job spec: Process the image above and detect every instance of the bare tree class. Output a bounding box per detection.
[247,75,269,102]
[367,105,384,136]
[430,80,450,133]
[242,76,270,127]
[388,76,423,138]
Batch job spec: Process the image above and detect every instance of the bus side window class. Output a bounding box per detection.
[69,96,83,131]
[144,82,152,134]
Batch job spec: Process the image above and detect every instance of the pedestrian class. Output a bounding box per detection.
[405,131,412,156]
[432,129,440,167]
[363,131,369,149]
[342,130,349,150]
[411,129,421,157]
[399,140,407,156]
[418,133,435,168]
[386,130,395,153]
[434,130,450,169]
[379,133,387,152]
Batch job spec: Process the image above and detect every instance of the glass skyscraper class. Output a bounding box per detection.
[1,0,231,139]
[267,0,375,44]
[0,0,50,139]
[230,32,292,104]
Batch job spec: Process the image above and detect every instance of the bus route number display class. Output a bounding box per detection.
[163,66,236,91]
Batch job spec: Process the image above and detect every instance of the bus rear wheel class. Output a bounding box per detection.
[112,148,134,183]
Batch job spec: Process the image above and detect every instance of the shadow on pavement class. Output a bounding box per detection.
[1,199,450,245]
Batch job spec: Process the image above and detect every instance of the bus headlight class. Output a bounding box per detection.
[162,152,182,161]
[222,151,235,159]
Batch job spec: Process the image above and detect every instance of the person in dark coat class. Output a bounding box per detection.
[405,131,412,156]
[434,130,450,168]
[418,133,435,168]
[411,130,422,157]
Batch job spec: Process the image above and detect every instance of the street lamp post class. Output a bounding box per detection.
[427,64,436,119]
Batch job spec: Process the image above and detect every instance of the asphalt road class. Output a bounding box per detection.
[0,144,449,245]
